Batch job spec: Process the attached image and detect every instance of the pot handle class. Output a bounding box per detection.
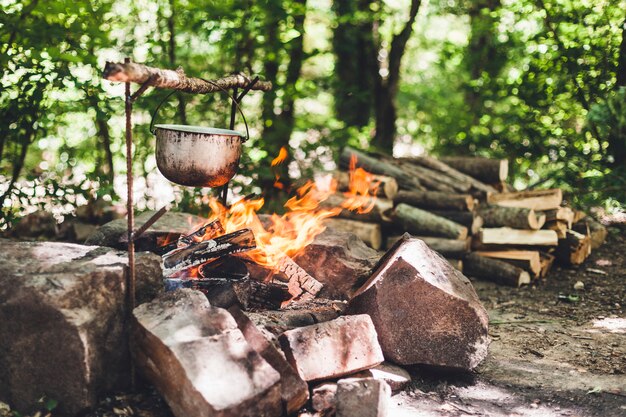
[149,79,250,142]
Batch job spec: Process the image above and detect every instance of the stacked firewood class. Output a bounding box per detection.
[324,147,607,287]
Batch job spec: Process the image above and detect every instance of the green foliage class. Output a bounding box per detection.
[1,0,625,229]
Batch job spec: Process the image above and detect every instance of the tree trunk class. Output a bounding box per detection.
[608,16,626,166]
[260,0,307,192]
[371,0,422,153]
[332,0,376,128]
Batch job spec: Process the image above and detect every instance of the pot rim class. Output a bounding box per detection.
[154,124,245,137]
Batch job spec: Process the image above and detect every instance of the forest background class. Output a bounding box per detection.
[1,0,625,229]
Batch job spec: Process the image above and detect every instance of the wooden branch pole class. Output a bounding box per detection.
[162,229,256,275]
[103,61,272,93]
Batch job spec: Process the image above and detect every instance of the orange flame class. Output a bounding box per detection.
[271,146,288,167]
[340,155,380,214]
[271,146,289,189]
[173,149,381,270]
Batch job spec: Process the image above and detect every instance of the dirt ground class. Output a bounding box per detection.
[49,226,624,417]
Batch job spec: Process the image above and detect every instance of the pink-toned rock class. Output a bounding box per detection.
[228,306,309,415]
[133,289,282,417]
[351,362,411,392]
[336,377,391,417]
[347,234,490,370]
[294,229,381,299]
[278,314,384,382]
[0,241,162,416]
[311,382,337,413]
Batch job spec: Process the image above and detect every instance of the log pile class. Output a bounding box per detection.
[328,147,606,286]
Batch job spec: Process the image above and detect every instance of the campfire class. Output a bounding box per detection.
[156,150,383,307]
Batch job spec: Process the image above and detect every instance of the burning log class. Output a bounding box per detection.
[320,194,393,223]
[429,210,484,235]
[333,170,398,200]
[248,280,293,310]
[394,190,475,211]
[401,155,497,195]
[439,156,509,184]
[464,253,531,287]
[155,219,224,255]
[340,147,425,191]
[477,206,546,230]
[392,203,468,240]
[487,188,563,211]
[162,228,256,275]
[324,218,383,250]
[103,61,272,93]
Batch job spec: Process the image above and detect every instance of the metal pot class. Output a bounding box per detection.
[154,124,245,188]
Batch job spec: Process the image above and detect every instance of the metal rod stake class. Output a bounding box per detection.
[124,57,136,389]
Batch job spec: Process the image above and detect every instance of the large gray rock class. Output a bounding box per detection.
[278,314,384,382]
[85,211,206,252]
[132,290,282,417]
[294,229,381,299]
[0,241,162,416]
[347,234,490,370]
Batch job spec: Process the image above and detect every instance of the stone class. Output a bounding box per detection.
[0,241,162,416]
[132,289,282,417]
[85,210,206,252]
[245,299,344,344]
[311,383,337,413]
[278,314,384,382]
[9,210,58,238]
[294,228,382,300]
[335,377,390,417]
[347,234,490,370]
[351,362,411,392]
[228,306,309,414]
